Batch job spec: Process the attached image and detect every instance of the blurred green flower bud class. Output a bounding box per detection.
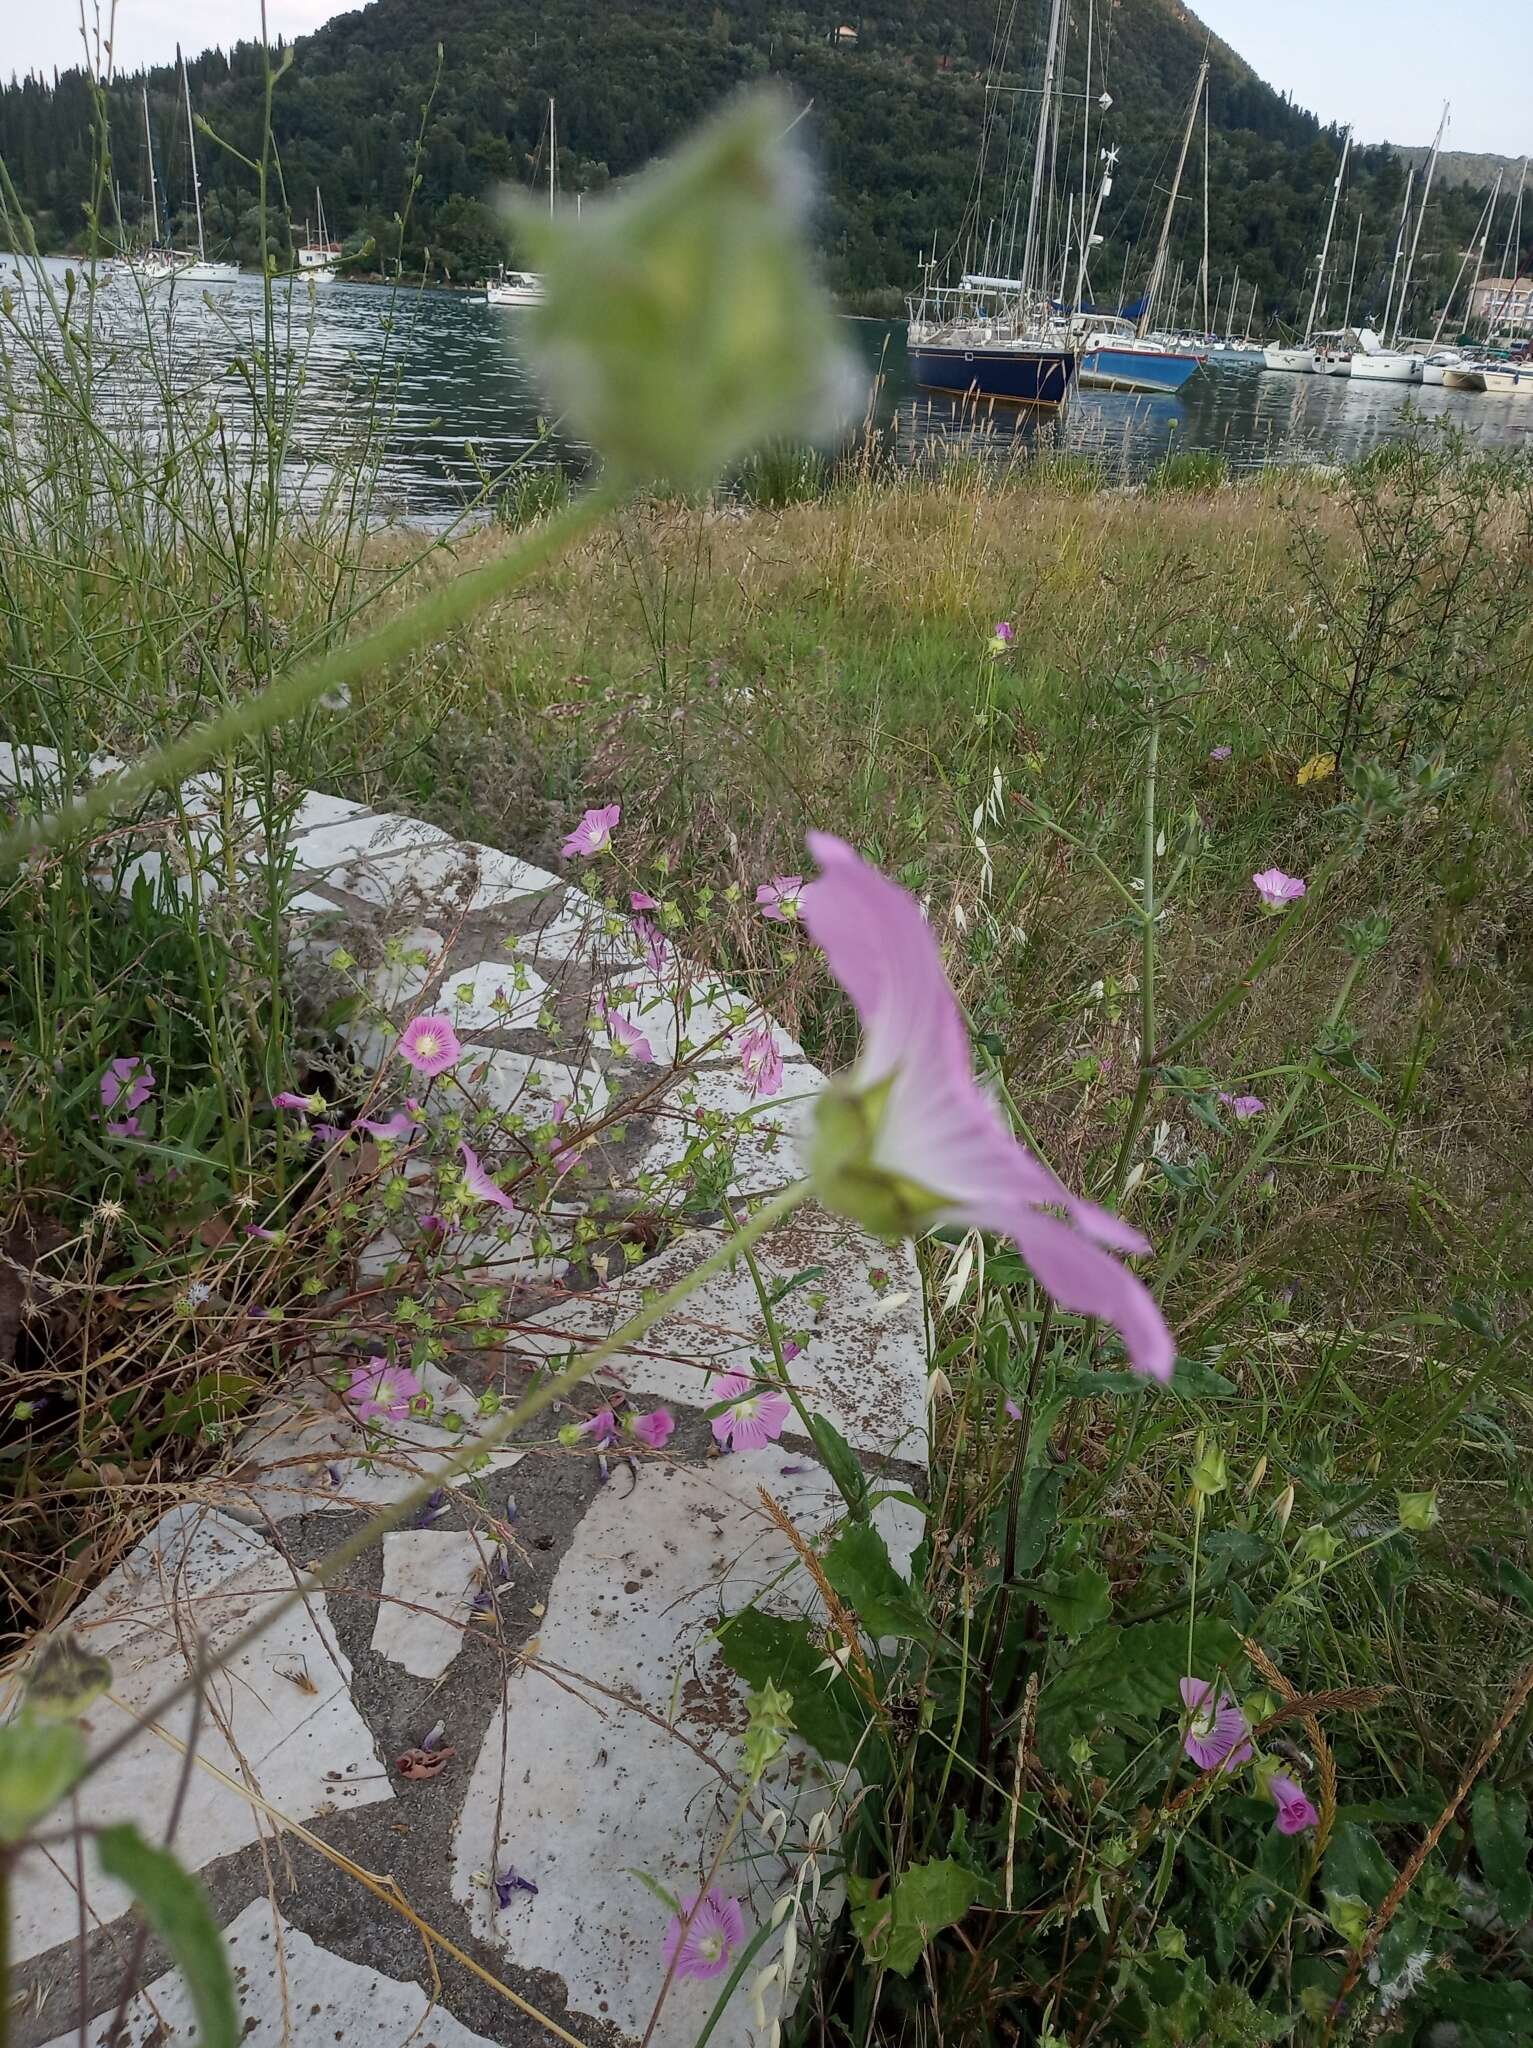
[1297,1524,1340,1567]
[1396,1488,1439,1533]
[507,92,861,488]
[1325,1890,1370,1949]
[1189,1440,1229,1499]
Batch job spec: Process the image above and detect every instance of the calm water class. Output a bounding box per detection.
[6,257,1528,522]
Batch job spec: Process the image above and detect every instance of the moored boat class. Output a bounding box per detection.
[1263,343,1319,373]
[486,268,544,307]
[1075,315,1203,393]
[1441,363,1488,392]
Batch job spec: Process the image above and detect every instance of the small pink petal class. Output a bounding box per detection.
[459,1141,519,1211]
[560,803,620,859]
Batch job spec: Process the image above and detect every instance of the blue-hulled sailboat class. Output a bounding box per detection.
[906,0,1077,407]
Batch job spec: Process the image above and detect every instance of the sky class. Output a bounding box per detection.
[8,1,1532,157]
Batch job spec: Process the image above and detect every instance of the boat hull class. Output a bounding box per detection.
[1262,346,1318,373]
[907,342,1076,407]
[1442,366,1488,392]
[1477,363,1533,395]
[1350,352,1422,383]
[1078,345,1202,394]
[180,261,239,285]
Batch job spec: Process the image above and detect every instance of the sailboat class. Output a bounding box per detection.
[1354,104,1447,383]
[177,48,238,284]
[488,98,554,307]
[1422,172,1500,384]
[298,189,342,282]
[119,87,191,283]
[1077,60,1209,394]
[1443,159,1532,395]
[906,0,1076,406]
[1263,125,1350,373]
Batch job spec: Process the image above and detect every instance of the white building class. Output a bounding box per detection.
[1469,276,1532,334]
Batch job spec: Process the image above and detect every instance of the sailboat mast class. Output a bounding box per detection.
[1341,210,1362,332]
[1078,0,1094,306]
[142,87,160,247]
[1382,166,1413,334]
[1434,176,1500,348]
[179,47,206,262]
[548,97,556,217]
[1071,146,1114,314]
[1394,101,1448,345]
[1019,0,1066,305]
[1138,61,1207,340]
[1305,127,1349,343]
[1201,71,1211,336]
[1488,159,1527,334]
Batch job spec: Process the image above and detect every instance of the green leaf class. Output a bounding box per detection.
[1038,1617,1242,1764]
[1427,1977,1533,2044]
[1034,1563,1112,1637]
[0,1716,86,1840]
[715,1607,867,1763]
[1322,1821,1395,1908]
[1471,1781,1533,1927]
[1468,1545,1533,1614]
[805,1411,869,1519]
[847,1858,976,1977]
[97,1824,238,2048]
[1055,1357,1241,1400]
[1001,1464,1062,1579]
[823,1523,931,1643]
[512,92,858,487]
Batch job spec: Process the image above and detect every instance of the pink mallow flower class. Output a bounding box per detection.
[102,1057,154,1118]
[603,1006,656,1064]
[580,1407,619,1448]
[273,1090,324,1114]
[459,1141,519,1212]
[629,1408,675,1450]
[756,875,804,923]
[1268,1770,1320,1835]
[1179,1676,1253,1775]
[662,1890,746,1982]
[739,1022,784,1100]
[989,620,1015,655]
[1209,745,1233,762]
[1218,1092,1266,1121]
[636,918,673,977]
[1252,867,1307,911]
[800,834,1173,1383]
[346,1357,422,1424]
[561,804,620,859]
[630,890,660,912]
[397,1014,461,1078]
[710,1372,791,1451]
[355,1109,420,1142]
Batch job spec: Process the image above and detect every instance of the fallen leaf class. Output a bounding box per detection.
[1296,752,1337,787]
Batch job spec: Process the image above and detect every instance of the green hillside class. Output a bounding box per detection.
[2,0,1523,327]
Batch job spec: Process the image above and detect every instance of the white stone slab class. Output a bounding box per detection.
[0,739,62,791]
[329,840,557,919]
[445,957,549,1033]
[633,1061,822,1196]
[372,1531,487,1679]
[11,1508,391,1966]
[453,1453,918,2047]
[462,1045,610,1125]
[38,1896,507,2048]
[224,1359,523,1521]
[287,789,376,840]
[520,886,648,973]
[293,807,450,871]
[512,1211,928,1464]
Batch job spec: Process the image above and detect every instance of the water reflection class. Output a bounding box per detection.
[3,258,1526,525]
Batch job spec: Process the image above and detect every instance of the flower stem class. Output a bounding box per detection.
[1112,710,1160,1197]
[72,1178,812,1803]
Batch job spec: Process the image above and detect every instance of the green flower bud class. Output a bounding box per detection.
[508,92,860,488]
[1297,1523,1340,1567]
[1396,1488,1439,1533]
[1189,1441,1229,1499]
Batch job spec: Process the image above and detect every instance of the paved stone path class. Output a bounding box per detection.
[2,745,928,2048]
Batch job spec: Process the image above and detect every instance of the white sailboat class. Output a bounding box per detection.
[177,48,238,284]
[119,87,191,283]
[1263,125,1350,373]
[488,98,553,306]
[298,188,342,282]
[1355,103,1449,383]
[1421,172,1500,383]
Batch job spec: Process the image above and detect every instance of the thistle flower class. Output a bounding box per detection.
[1218,1092,1266,1121]
[1268,1770,1320,1835]
[711,1372,791,1451]
[1252,868,1307,910]
[1209,744,1233,762]
[1179,1676,1253,1774]
[459,1142,519,1212]
[739,1022,785,1099]
[629,1408,676,1449]
[397,1015,461,1078]
[662,1889,747,1981]
[346,1357,422,1424]
[755,875,804,923]
[561,804,620,858]
[800,833,1173,1382]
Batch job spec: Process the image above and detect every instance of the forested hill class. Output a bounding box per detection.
[2,0,1522,328]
